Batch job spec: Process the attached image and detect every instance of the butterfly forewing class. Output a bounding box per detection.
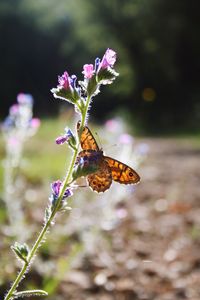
[77,121,99,151]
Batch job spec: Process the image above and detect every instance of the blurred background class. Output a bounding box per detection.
[1,1,200,299]
[0,0,199,133]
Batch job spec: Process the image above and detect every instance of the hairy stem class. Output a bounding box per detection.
[4,96,91,300]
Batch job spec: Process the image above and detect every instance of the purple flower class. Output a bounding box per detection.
[65,128,73,137]
[17,93,33,105]
[50,180,73,204]
[82,64,94,79]
[56,135,68,145]
[51,180,62,197]
[55,128,74,145]
[58,71,71,90]
[98,48,117,70]
[9,104,19,115]
[70,74,77,89]
[95,58,100,72]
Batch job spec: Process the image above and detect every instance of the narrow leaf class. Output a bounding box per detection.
[11,246,28,264]
[13,289,48,299]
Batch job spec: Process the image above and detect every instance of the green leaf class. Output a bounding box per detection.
[67,133,77,149]
[97,67,119,85]
[86,76,98,97]
[13,289,48,299]
[44,206,51,223]
[51,87,76,104]
[78,80,87,91]
[11,242,29,263]
[72,88,81,102]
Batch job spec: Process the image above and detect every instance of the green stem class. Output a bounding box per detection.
[4,96,91,300]
[82,96,90,127]
[4,262,28,300]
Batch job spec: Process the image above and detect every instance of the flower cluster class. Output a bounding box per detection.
[2,93,40,136]
[1,93,40,242]
[49,180,73,207]
[1,93,40,165]
[51,48,118,115]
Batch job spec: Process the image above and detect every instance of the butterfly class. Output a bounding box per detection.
[76,121,140,193]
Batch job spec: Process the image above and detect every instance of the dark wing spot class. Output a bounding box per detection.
[129,172,134,177]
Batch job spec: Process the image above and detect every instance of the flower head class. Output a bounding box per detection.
[55,135,68,145]
[70,74,77,89]
[98,48,117,71]
[51,180,62,198]
[49,180,73,205]
[95,58,100,72]
[17,93,33,105]
[82,64,94,79]
[58,71,71,90]
[55,128,76,147]
[51,71,80,104]
[96,49,118,85]
[9,104,19,116]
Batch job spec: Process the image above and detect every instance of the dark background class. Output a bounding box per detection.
[0,0,199,133]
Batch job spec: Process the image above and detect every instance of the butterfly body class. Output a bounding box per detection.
[77,149,104,165]
[76,122,140,193]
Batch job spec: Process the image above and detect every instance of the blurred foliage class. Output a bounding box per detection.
[0,0,199,132]
[0,118,70,192]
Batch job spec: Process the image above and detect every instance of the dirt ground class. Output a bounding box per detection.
[58,138,200,300]
[2,138,200,300]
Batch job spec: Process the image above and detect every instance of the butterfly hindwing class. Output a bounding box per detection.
[87,160,112,193]
[104,156,140,184]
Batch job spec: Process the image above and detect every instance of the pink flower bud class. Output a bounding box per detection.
[82,64,94,79]
[58,71,70,90]
[99,48,117,70]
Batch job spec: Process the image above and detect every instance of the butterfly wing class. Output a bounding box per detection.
[76,121,140,191]
[77,121,99,151]
[87,160,112,193]
[76,150,111,192]
[104,156,140,184]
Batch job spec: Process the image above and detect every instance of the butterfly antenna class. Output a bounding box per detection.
[72,183,88,189]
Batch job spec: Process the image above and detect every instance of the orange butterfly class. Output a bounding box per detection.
[76,121,140,193]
